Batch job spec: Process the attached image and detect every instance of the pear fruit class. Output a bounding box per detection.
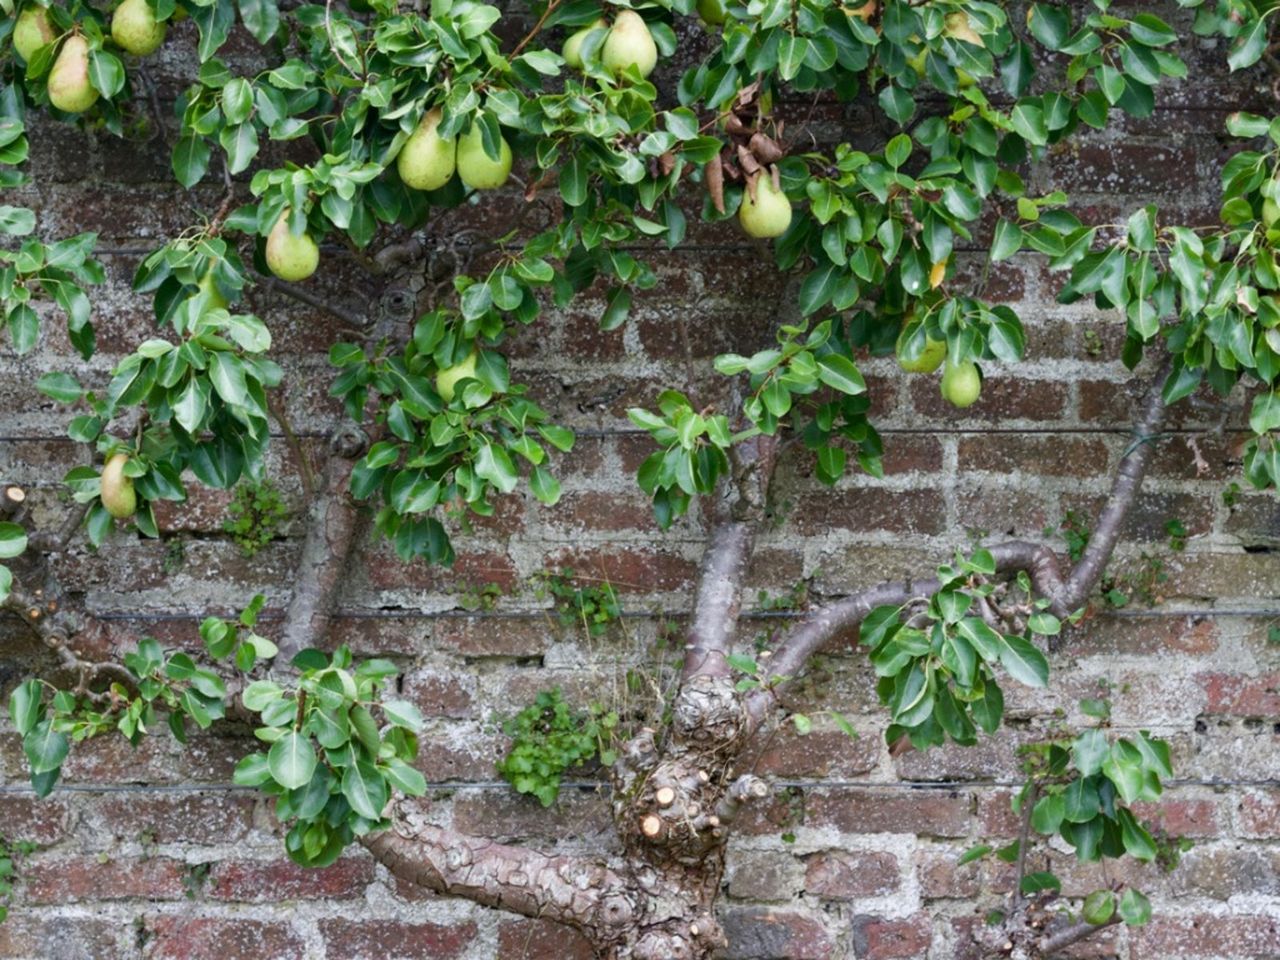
[397,107,456,191]
[100,453,137,519]
[563,18,606,69]
[265,211,320,282]
[456,123,512,190]
[112,0,166,57]
[896,327,946,374]
[602,10,658,79]
[436,351,478,402]
[47,35,99,114]
[940,359,981,408]
[738,175,792,239]
[196,268,227,313]
[13,6,56,63]
[696,0,726,27]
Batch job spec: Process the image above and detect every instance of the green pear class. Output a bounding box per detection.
[47,35,99,114]
[456,123,512,190]
[940,359,981,408]
[896,326,946,374]
[265,210,320,282]
[397,107,457,191]
[696,0,727,25]
[602,10,658,79]
[563,18,606,69]
[436,351,478,402]
[13,6,56,63]
[738,174,792,239]
[112,0,166,56]
[100,453,137,519]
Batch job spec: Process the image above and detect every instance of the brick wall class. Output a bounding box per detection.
[1,8,1278,960]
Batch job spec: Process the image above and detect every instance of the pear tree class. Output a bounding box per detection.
[1,1,1278,958]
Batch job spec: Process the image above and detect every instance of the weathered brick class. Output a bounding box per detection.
[804,789,973,838]
[208,855,374,901]
[23,856,188,904]
[143,917,306,959]
[849,913,933,959]
[804,849,901,899]
[1133,914,1280,957]
[317,919,477,959]
[721,908,834,960]
[1237,789,1280,839]
[497,919,596,960]
[0,915,129,960]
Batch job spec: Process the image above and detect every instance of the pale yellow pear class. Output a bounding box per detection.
[456,124,512,190]
[562,18,606,69]
[47,35,99,114]
[265,211,320,282]
[602,10,658,79]
[738,175,792,238]
[101,453,137,519]
[13,6,56,63]
[197,268,227,312]
[397,107,456,191]
[112,0,166,56]
[436,351,478,402]
[940,359,982,408]
[896,326,946,374]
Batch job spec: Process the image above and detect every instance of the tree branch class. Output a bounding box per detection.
[1038,914,1121,955]
[743,540,1059,731]
[682,436,779,682]
[276,425,368,663]
[1051,359,1170,614]
[361,822,637,941]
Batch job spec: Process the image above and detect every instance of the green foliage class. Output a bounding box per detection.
[0,520,27,605]
[1044,510,1090,565]
[223,478,289,556]
[0,834,34,924]
[860,549,1066,751]
[532,568,621,638]
[495,689,617,806]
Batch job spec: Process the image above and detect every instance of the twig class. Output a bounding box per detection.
[254,271,369,330]
[511,0,563,59]
[1012,781,1038,909]
[268,393,317,500]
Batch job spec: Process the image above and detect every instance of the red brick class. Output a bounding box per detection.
[543,545,698,593]
[788,488,947,537]
[1131,798,1222,838]
[742,728,879,779]
[24,856,187,904]
[805,789,973,837]
[0,795,72,846]
[0,915,128,959]
[1134,915,1280,957]
[916,846,981,899]
[208,855,374,901]
[91,793,255,845]
[497,919,596,960]
[143,917,305,959]
[721,908,834,959]
[956,435,1113,477]
[804,850,900,898]
[1199,672,1280,718]
[851,913,933,959]
[317,919,477,959]
[451,790,612,841]
[909,376,1069,423]
[401,670,477,718]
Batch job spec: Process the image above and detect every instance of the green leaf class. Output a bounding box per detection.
[0,522,28,560]
[242,680,283,713]
[36,372,83,404]
[1073,729,1108,777]
[268,732,317,790]
[342,760,389,820]
[1228,17,1268,72]
[816,354,866,395]
[8,679,42,736]
[958,843,992,866]
[381,700,423,732]
[88,50,125,98]
[991,220,1023,262]
[529,465,561,505]
[23,719,69,774]
[998,635,1049,687]
[1019,871,1061,895]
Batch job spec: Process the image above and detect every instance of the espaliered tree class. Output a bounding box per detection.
[1,0,1277,957]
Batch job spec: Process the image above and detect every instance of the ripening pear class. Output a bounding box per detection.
[13,6,56,63]
[436,351,478,402]
[562,18,606,69]
[112,0,166,57]
[696,0,726,27]
[100,453,137,519]
[47,35,99,114]
[738,175,792,239]
[397,107,456,191]
[456,123,512,190]
[602,10,658,79]
[940,359,982,408]
[265,211,320,282]
[896,326,946,374]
